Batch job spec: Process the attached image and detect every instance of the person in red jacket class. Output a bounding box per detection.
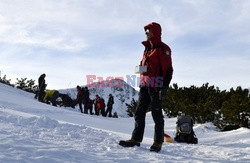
[96,96,106,116]
[119,22,173,152]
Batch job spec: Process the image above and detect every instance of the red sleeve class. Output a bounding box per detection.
[159,46,173,86]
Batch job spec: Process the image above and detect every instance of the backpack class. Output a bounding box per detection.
[175,115,198,144]
[177,115,193,134]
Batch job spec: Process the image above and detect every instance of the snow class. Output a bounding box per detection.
[0,83,250,162]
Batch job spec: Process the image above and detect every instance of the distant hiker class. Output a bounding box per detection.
[174,113,198,144]
[86,98,94,115]
[43,90,59,106]
[83,87,90,114]
[96,96,105,116]
[58,93,75,108]
[35,73,46,101]
[105,94,114,117]
[119,22,173,152]
[75,85,85,113]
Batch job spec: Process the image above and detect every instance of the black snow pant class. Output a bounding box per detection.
[131,87,164,144]
[37,89,45,102]
[78,99,83,113]
[105,105,113,117]
[101,107,106,116]
[87,106,93,115]
[84,105,88,114]
[96,108,105,116]
[83,99,88,114]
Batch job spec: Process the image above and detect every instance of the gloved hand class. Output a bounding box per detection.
[159,87,168,100]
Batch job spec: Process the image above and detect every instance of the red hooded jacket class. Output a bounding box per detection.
[140,22,173,88]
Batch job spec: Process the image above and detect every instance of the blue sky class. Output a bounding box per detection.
[0,0,250,90]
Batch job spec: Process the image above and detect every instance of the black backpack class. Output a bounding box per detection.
[174,115,198,144]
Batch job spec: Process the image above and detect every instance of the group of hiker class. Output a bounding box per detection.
[35,73,115,117]
[75,85,114,117]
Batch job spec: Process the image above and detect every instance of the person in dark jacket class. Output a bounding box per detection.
[59,93,75,108]
[83,87,90,114]
[119,22,173,152]
[75,85,84,113]
[35,73,46,101]
[105,94,114,117]
[86,98,94,115]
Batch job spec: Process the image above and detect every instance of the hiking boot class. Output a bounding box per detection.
[119,139,140,147]
[150,142,162,152]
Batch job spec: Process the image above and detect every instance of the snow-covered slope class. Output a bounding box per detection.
[59,79,138,117]
[0,83,250,162]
